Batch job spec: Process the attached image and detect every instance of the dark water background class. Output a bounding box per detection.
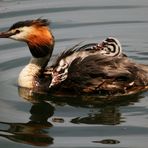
[0,0,148,147]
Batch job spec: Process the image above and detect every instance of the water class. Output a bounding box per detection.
[0,0,148,147]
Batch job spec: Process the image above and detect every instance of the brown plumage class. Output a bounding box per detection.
[48,52,148,96]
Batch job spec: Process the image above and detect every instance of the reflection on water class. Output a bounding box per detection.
[0,78,146,146]
[92,139,120,144]
[0,102,54,146]
[0,87,141,146]
[18,86,142,107]
[71,106,123,125]
[19,87,141,125]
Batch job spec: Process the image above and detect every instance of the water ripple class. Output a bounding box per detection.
[1,20,147,32]
[0,5,147,18]
[0,42,24,51]
[52,20,148,29]
[0,57,29,70]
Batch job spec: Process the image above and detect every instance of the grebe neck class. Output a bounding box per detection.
[18,28,54,89]
[18,55,50,89]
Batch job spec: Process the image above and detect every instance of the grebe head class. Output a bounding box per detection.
[0,19,54,58]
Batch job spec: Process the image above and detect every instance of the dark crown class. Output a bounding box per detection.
[9,19,50,30]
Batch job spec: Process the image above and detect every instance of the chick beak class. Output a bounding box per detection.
[98,40,107,48]
[0,31,14,38]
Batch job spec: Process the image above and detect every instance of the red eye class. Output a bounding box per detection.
[15,30,20,34]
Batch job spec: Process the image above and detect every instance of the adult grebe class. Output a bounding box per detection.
[0,19,148,96]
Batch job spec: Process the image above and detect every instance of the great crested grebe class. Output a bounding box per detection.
[0,19,148,96]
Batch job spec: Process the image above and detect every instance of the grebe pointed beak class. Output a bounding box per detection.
[0,31,15,38]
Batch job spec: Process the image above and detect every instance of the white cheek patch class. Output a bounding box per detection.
[56,59,67,72]
[10,26,33,41]
[107,45,114,52]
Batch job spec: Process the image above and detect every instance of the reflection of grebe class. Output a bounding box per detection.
[0,19,148,96]
[71,106,122,125]
[0,102,54,146]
